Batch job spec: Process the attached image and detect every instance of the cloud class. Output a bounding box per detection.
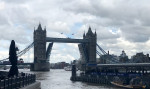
[62,0,150,42]
[50,43,80,63]
[1,0,150,62]
[120,25,150,42]
[47,21,70,33]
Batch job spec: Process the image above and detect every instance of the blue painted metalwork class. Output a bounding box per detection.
[87,63,97,66]
[46,37,89,43]
[0,63,33,65]
[96,43,107,55]
[96,43,120,64]
[0,42,34,63]
[17,42,34,57]
[96,50,102,57]
[81,43,89,63]
[97,63,150,67]
[46,42,53,61]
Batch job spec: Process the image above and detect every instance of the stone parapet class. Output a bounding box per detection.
[21,81,41,89]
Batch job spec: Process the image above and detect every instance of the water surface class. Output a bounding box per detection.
[18,69,122,89]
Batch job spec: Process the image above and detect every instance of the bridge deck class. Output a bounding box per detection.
[97,63,150,67]
[0,63,33,65]
[46,37,89,43]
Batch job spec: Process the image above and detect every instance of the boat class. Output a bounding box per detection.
[111,76,146,89]
[64,66,79,71]
[111,81,146,89]
[64,66,72,71]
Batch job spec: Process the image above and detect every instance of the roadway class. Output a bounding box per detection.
[97,63,150,67]
[0,63,33,65]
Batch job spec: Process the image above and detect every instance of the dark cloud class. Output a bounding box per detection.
[121,26,150,42]
[61,0,150,43]
[0,25,29,44]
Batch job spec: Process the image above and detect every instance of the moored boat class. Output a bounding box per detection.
[111,76,146,89]
[111,81,146,89]
[64,66,72,71]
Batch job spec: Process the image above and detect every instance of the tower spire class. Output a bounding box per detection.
[34,27,35,33]
[95,29,97,35]
[83,30,86,38]
[88,26,91,32]
[37,22,42,30]
[44,26,46,30]
[87,26,93,35]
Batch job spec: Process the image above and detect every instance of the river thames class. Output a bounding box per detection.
[18,69,121,89]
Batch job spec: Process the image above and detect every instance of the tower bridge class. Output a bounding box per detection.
[31,24,97,71]
[1,23,150,72]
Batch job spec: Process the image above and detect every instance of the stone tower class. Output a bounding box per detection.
[34,23,46,62]
[31,23,50,71]
[84,27,97,64]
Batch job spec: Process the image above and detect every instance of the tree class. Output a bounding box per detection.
[8,40,19,77]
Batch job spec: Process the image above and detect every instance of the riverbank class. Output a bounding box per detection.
[1,69,121,89]
[71,75,111,85]
[71,71,150,89]
[20,69,117,89]
[21,81,41,89]
[0,70,40,89]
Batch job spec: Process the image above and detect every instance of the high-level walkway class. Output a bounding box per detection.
[46,37,89,43]
[97,63,150,67]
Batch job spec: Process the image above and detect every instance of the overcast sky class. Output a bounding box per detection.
[0,0,150,63]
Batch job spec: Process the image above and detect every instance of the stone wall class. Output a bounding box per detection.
[21,81,41,89]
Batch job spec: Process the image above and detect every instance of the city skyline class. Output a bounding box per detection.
[0,0,150,63]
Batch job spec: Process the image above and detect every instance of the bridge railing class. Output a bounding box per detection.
[0,73,36,89]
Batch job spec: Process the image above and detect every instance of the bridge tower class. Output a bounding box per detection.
[79,27,97,71]
[78,27,97,71]
[85,27,97,64]
[30,24,50,71]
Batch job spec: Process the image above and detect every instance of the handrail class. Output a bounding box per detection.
[0,73,36,88]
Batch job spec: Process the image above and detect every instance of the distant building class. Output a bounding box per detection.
[131,52,150,63]
[50,62,70,69]
[119,50,129,63]
[99,54,119,64]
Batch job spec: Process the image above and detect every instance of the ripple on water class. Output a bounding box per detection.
[18,69,121,89]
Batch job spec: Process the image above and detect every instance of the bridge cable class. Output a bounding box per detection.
[0,42,34,62]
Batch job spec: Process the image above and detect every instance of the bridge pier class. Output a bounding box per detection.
[30,62,50,71]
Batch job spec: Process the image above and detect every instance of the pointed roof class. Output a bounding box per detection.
[88,26,92,33]
[37,23,42,30]
[87,26,94,35]
[95,29,97,35]
[83,31,85,38]
[34,27,35,32]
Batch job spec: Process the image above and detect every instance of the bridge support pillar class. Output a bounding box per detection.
[30,62,50,71]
